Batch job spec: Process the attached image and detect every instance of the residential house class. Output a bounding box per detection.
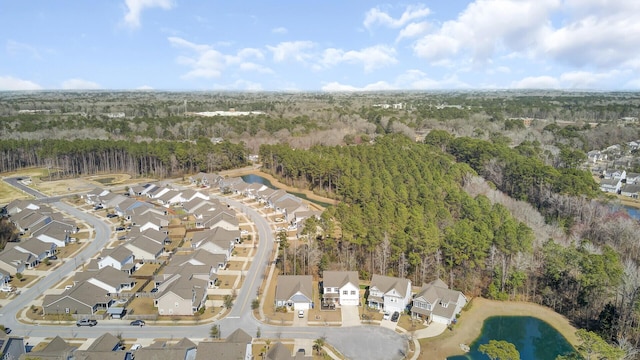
[84,187,111,205]
[411,278,467,325]
[621,184,640,199]
[75,266,136,294]
[10,238,56,261]
[180,188,210,203]
[98,245,135,271]
[199,208,239,231]
[125,205,166,222]
[125,232,165,263]
[154,273,208,316]
[159,262,218,289]
[195,329,252,360]
[131,211,170,232]
[43,282,113,316]
[183,198,219,216]
[114,198,149,217]
[626,172,640,185]
[10,208,51,234]
[191,227,238,258]
[600,178,622,194]
[0,247,34,274]
[32,220,77,247]
[275,275,314,310]
[3,199,39,216]
[20,336,76,360]
[189,172,222,188]
[0,269,10,286]
[367,274,412,314]
[170,249,228,273]
[156,189,183,207]
[322,271,360,306]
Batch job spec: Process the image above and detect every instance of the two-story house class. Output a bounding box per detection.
[411,278,467,325]
[322,271,359,306]
[367,274,412,314]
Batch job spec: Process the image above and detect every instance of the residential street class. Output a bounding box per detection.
[2,178,408,360]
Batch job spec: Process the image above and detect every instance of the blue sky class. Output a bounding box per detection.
[1,0,639,91]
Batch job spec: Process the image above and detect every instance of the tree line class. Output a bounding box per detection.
[0,138,247,177]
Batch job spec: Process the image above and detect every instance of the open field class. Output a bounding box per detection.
[419,297,579,359]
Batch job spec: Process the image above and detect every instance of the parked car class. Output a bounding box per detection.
[76,319,97,327]
[115,227,125,232]
[150,288,159,293]
[106,213,118,218]
[93,205,103,210]
[383,311,391,320]
[0,286,14,293]
[130,344,142,351]
[391,311,400,322]
[3,327,11,334]
[48,255,58,260]
[298,310,305,318]
[130,320,145,327]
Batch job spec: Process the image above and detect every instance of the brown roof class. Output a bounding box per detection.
[275,275,313,303]
[323,271,359,288]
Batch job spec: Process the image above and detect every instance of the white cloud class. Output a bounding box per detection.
[137,85,154,90]
[0,75,42,90]
[396,22,430,42]
[317,45,397,72]
[364,4,431,29]
[511,75,560,89]
[213,79,263,91]
[321,81,395,92]
[395,69,470,89]
[239,62,274,74]
[413,0,559,64]
[169,37,270,79]
[61,78,101,90]
[6,40,41,59]
[267,41,315,63]
[559,70,620,89]
[271,27,288,34]
[123,0,174,28]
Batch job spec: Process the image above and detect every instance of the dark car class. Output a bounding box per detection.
[115,227,125,232]
[106,213,118,218]
[48,255,58,260]
[130,320,145,327]
[3,327,11,334]
[93,205,103,211]
[391,311,400,322]
[150,288,159,293]
[76,319,97,327]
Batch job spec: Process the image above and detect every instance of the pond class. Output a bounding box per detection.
[447,316,575,360]
[624,205,640,220]
[240,174,335,208]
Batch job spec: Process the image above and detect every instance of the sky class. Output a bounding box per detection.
[1,0,640,92]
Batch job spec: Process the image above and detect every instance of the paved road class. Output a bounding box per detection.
[2,178,407,360]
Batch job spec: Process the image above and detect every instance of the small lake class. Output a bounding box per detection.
[447,316,575,360]
[240,174,335,208]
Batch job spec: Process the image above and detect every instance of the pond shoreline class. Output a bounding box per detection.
[420,297,579,359]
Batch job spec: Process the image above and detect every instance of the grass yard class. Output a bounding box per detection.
[127,297,156,316]
[217,275,239,290]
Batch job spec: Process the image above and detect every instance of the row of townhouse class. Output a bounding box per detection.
[23,328,257,360]
[126,183,210,208]
[275,272,467,325]
[0,200,78,277]
[599,170,640,199]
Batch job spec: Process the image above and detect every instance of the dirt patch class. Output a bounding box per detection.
[419,297,579,359]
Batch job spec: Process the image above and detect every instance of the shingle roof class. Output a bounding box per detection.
[276,275,313,303]
[323,271,359,288]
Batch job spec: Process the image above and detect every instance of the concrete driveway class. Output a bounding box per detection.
[341,305,360,327]
[292,309,307,327]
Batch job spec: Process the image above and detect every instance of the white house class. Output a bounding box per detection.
[322,271,360,306]
[367,274,412,314]
[411,278,467,325]
[98,245,134,271]
[275,275,314,311]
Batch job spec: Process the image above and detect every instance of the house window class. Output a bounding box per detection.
[65,308,70,314]
[342,290,348,295]
[350,290,356,295]
[334,288,339,292]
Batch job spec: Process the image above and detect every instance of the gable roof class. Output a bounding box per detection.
[226,328,252,344]
[101,245,133,263]
[86,333,121,352]
[323,271,359,288]
[276,275,313,302]
[370,274,410,297]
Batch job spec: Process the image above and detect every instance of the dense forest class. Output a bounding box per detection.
[0,138,247,177]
